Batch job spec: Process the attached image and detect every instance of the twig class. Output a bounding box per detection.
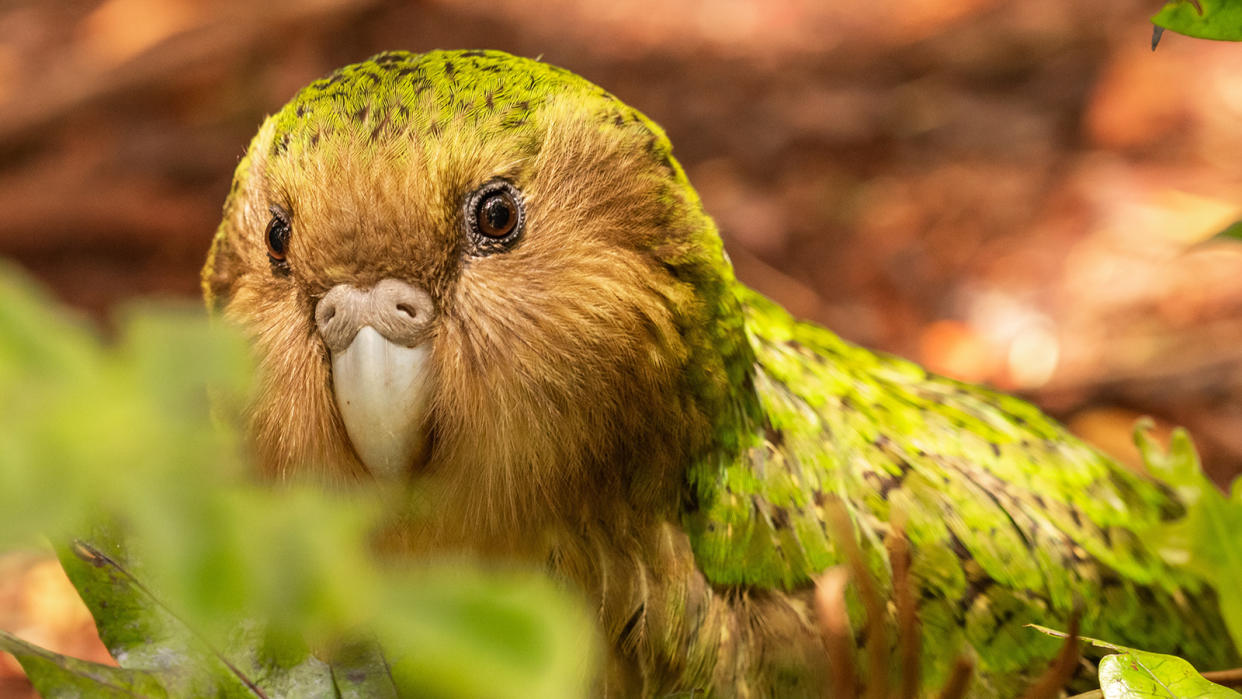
[1019,612,1080,699]
[936,656,975,699]
[1202,668,1242,687]
[825,500,890,699]
[815,566,857,698]
[885,517,920,699]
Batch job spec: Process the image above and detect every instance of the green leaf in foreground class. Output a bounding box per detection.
[4,539,594,698]
[1100,649,1242,699]
[1153,0,1242,43]
[1135,422,1242,655]
[0,629,168,699]
[1030,626,1241,699]
[325,640,399,699]
[0,263,598,698]
[1209,219,1242,244]
[55,534,334,698]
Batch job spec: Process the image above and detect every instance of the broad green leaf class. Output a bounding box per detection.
[0,629,168,698]
[1029,628,1241,699]
[1135,424,1242,654]
[1099,649,1242,698]
[1153,0,1242,42]
[0,263,597,697]
[0,261,97,384]
[375,564,597,699]
[325,640,399,699]
[56,535,332,698]
[1134,421,1204,503]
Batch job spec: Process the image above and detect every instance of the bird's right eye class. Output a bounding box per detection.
[266,208,291,264]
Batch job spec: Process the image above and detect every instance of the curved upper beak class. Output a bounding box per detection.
[315,279,436,478]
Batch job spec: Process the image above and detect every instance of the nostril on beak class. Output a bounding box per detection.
[315,287,366,353]
[315,298,336,329]
[316,280,435,351]
[371,279,435,347]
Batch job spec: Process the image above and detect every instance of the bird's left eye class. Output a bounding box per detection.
[465,180,525,251]
[477,191,518,238]
[266,207,291,264]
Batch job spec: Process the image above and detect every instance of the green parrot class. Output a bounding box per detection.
[202,50,1232,696]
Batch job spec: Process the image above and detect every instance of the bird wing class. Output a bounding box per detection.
[682,285,1230,678]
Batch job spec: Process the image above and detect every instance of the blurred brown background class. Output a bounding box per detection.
[4,0,1242,693]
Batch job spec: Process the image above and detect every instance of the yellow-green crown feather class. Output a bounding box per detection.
[269,50,661,162]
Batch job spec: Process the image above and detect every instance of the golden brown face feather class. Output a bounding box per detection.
[203,53,741,545]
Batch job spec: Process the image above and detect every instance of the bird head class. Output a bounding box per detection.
[203,50,753,537]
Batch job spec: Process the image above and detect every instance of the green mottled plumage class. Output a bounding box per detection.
[205,50,1233,697]
[706,288,1232,693]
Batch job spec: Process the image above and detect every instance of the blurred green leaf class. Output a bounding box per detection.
[56,534,332,697]
[1099,648,1241,698]
[0,261,598,698]
[1135,422,1242,655]
[1153,0,1242,42]
[325,640,399,699]
[1203,219,1242,245]
[1133,420,1204,502]
[0,629,168,698]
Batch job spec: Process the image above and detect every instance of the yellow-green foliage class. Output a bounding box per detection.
[1153,0,1242,42]
[1136,420,1242,654]
[0,262,597,698]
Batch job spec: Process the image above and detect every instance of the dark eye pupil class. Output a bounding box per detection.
[266,217,290,260]
[485,198,511,230]
[478,194,516,237]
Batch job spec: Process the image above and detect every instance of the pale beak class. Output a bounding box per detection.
[315,280,436,479]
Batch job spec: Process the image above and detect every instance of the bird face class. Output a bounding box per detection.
[203,51,735,534]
